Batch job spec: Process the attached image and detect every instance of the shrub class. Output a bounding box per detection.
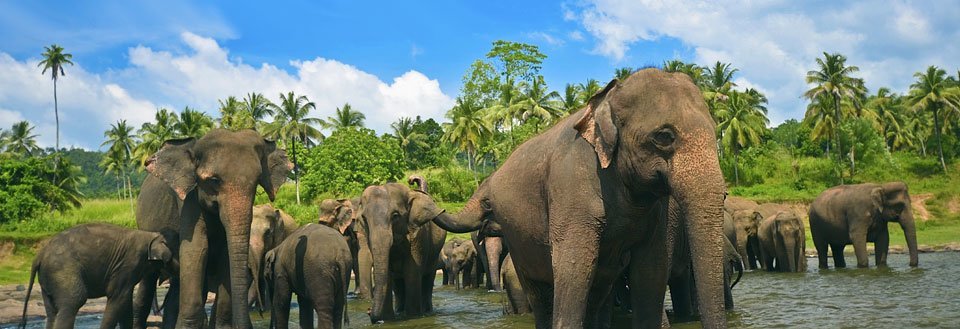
[300,128,404,200]
[409,165,486,203]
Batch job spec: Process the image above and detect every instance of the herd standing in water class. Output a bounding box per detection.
[19,69,918,329]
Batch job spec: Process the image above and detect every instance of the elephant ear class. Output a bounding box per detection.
[336,199,355,235]
[408,190,444,227]
[870,187,884,215]
[145,138,197,200]
[259,139,294,202]
[575,79,619,169]
[147,234,173,263]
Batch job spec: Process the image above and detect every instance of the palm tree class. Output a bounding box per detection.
[578,79,602,104]
[100,147,129,201]
[266,91,324,204]
[3,121,40,156]
[614,67,634,81]
[717,91,769,185]
[325,103,366,131]
[484,79,526,148]
[866,88,905,150]
[444,96,492,184]
[218,96,253,130]
[663,60,704,85]
[102,120,138,205]
[51,156,86,208]
[561,83,584,114]
[175,107,214,138]
[37,44,73,169]
[242,92,276,130]
[702,61,739,118]
[907,66,960,173]
[134,108,179,167]
[517,75,561,129]
[391,117,427,164]
[804,52,866,182]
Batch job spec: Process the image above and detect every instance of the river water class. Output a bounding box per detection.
[11,252,960,328]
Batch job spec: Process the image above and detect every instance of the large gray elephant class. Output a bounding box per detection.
[359,181,447,323]
[809,182,918,268]
[431,69,728,328]
[247,204,298,311]
[500,254,531,315]
[264,224,351,329]
[758,210,806,272]
[21,223,175,329]
[317,198,366,298]
[133,129,291,328]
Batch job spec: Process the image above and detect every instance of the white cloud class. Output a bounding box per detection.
[569,0,960,125]
[0,108,25,130]
[569,30,585,41]
[0,32,455,149]
[528,32,566,47]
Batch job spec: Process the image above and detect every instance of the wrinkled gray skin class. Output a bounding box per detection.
[21,223,174,329]
[317,198,363,297]
[133,129,291,329]
[247,204,298,312]
[441,238,477,289]
[667,231,743,322]
[809,182,918,268]
[471,221,506,291]
[726,196,761,270]
[758,210,806,272]
[500,254,531,315]
[264,224,351,329]
[432,69,727,328]
[360,181,447,323]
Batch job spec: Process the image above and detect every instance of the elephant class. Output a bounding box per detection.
[431,69,728,328]
[755,202,789,220]
[758,210,806,272]
[500,254,531,315]
[471,220,506,291]
[441,238,477,289]
[724,196,758,215]
[264,224,351,329]
[731,209,763,270]
[317,198,367,298]
[247,204,298,312]
[133,129,291,329]
[359,179,447,323]
[667,231,743,322]
[808,182,918,268]
[21,223,175,329]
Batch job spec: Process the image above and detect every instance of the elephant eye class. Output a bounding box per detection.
[652,128,676,147]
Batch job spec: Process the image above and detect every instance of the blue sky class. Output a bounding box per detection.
[1,0,957,150]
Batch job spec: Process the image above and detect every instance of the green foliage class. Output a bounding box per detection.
[409,165,488,203]
[0,156,84,223]
[300,128,404,199]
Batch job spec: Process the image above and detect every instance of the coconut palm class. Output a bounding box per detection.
[517,75,561,129]
[242,92,276,130]
[325,103,365,131]
[175,107,214,138]
[866,88,907,150]
[102,120,138,203]
[614,67,634,81]
[717,91,769,185]
[50,156,86,208]
[578,79,602,104]
[265,91,324,204]
[391,117,428,165]
[804,52,866,182]
[444,96,492,183]
[561,83,584,114]
[662,59,704,86]
[702,61,739,118]
[218,96,254,130]
[3,121,41,156]
[37,44,73,164]
[134,108,179,167]
[907,65,960,173]
[483,79,526,148]
[100,147,130,201]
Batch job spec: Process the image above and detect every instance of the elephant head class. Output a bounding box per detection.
[248,204,297,310]
[360,183,445,323]
[732,209,761,262]
[432,69,728,326]
[318,199,356,235]
[145,129,291,326]
[771,211,804,272]
[873,182,918,267]
[147,233,175,266]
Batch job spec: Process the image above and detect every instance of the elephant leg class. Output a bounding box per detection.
[51,296,82,329]
[313,294,336,329]
[100,290,134,329]
[356,231,373,300]
[668,270,695,321]
[421,273,435,313]
[271,278,292,329]
[214,282,233,328]
[176,215,210,328]
[595,289,615,329]
[849,229,870,268]
[392,276,406,315]
[298,296,315,329]
[160,279,180,329]
[875,227,890,267]
[42,292,58,329]
[550,235,600,328]
[812,232,830,269]
[516,273,552,329]
[133,269,159,329]
[402,268,424,316]
[831,243,847,268]
[629,224,669,329]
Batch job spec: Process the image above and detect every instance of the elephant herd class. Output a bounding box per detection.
[17,69,920,329]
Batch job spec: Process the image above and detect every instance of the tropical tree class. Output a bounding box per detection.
[717,91,769,185]
[101,120,138,204]
[325,103,366,131]
[663,59,704,85]
[702,61,739,119]
[578,79,602,104]
[134,108,179,166]
[615,67,634,81]
[517,75,561,129]
[265,91,324,204]
[3,121,41,156]
[100,147,130,201]
[907,66,960,173]
[391,117,427,165]
[218,96,254,130]
[175,107,214,138]
[804,52,866,182]
[37,44,74,168]
[865,88,910,151]
[242,92,276,130]
[483,79,526,148]
[444,97,492,184]
[561,83,584,114]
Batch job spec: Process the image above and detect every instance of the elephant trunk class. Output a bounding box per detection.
[368,228,393,323]
[899,205,919,267]
[451,263,461,290]
[222,194,255,329]
[432,196,485,233]
[248,243,264,311]
[671,128,727,328]
[484,237,503,291]
[783,234,798,273]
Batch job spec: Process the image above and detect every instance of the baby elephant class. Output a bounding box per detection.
[265,224,352,329]
[758,210,806,272]
[21,223,174,329]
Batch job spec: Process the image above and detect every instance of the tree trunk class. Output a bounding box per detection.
[292,137,300,204]
[834,95,844,184]
[933,106,948,174]
[733,149,740,186]
[53,79,60,185]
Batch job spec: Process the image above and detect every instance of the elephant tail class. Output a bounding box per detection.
[20,257,39,329]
